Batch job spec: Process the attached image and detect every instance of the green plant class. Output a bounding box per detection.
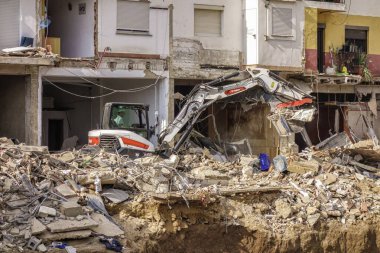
[358,52,369,67]
[357,52,373,83]
[362,66,373,82]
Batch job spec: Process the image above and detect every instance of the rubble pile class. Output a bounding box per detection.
[152,144,380,233]
[0,136,379,252]
[0,138,125,252]
[0,47,58,58]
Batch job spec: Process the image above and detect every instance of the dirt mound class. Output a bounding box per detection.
[116,197,380,253]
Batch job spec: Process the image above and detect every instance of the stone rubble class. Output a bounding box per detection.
[0,136,379,251]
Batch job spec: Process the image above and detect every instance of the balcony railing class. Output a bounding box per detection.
[304,0,346,11]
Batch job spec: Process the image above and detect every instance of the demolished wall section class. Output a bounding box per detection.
[172,38,241,80]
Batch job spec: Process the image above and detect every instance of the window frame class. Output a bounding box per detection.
[194,4,224,37]
[116,0,151,36]
[345,26,368,53]
[267,2,296,41]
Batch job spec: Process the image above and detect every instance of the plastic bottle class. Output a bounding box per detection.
[94,175,102,193]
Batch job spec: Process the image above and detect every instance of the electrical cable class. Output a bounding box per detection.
[43,78,116,99]
[44,67,163,99]
[331,0,352,25]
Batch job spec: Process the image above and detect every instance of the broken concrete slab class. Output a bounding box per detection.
[6,196,30,209]
[287,159,319,174]
[90,213,124,237]
[38,206,57,217]
[60,201,83,217]
[40,230,92,241]
[55,183,77,198]
[58,152,76,162]
[20,145,48,153]
[31,218,47,235]
[47,219,98,233]
[101,188,129,204]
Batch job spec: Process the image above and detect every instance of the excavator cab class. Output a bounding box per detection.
[88,103,155,156]
[107,103,151,139]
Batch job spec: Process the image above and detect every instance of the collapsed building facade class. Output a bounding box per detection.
[0,0,380,156]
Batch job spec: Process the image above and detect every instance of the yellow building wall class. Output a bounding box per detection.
[319,12,380,54]
[305,8,318,50]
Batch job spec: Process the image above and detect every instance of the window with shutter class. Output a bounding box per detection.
[194,5,223,36]
[272,7,293,37]
[0,0,20,49]
[117,0,150,34]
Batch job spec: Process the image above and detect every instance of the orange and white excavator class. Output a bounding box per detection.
[88,68,315,157]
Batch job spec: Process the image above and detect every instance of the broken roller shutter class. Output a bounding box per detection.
[0,0,20,49]
[117,0,149,32]
[194,8,222,36]
[272,7,293,37]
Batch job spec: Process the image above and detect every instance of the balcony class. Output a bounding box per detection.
[304,0,346,12]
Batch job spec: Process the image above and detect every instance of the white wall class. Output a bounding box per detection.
[348,0,380,17]
[173,0,243,51]
[20,0,37,45]
[244,0,258,64]
[98,0,169,56]
[48,0,95,57]
[244,0,304,67]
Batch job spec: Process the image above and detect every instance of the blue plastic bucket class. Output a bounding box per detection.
[259,153,270,171]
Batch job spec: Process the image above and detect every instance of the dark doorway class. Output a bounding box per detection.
[48,119,64,151]
[304,106,344,146]
[317,25,325,73]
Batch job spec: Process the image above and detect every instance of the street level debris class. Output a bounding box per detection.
[0,136,379,252]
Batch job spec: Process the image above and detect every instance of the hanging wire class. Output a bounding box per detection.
[43,72,162,99]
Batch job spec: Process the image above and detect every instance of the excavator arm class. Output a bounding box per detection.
[158,68,314,154]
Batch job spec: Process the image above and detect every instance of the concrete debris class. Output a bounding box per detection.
[0,137,379,251]
[31,218,47,235]
[60,201,84,217]
[47,219,98,233]
[90,213,125,237]
[38,206,57,217]
[101,188,129,204]
[0,46,58,58]
[55,183,77,198]
[40,230,92,241]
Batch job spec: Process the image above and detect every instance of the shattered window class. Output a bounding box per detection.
[117,0,150,34]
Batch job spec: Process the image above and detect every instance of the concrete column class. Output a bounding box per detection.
[168,4,175,122]
[25,66,41,145]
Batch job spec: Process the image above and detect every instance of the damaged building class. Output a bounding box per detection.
[0,0,380,157]
[1,1,380,252]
